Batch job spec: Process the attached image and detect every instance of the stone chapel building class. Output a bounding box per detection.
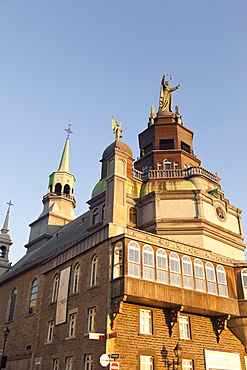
[1,75,247,370]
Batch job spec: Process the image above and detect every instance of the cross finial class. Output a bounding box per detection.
[6,200,13,212]
[65,124,73,138]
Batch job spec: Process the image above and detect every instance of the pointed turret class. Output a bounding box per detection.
[26,127,76,252]
[0,201,13,275]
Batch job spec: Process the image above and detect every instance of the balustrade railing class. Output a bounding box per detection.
[132,166,220,184]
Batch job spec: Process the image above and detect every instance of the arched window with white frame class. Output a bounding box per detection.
[241,269,247,299]
[29,278,39,314]
[163,159,172,170]
[113,242,123,279]
[216,265,228,297]
[157,162,162,170]
[143,245,154,280]
[156,249,168,284]
[182,256,193,289]
[169,252,181,286]
[128,241,140,278]
[72,263,80,293]
[206,262,217,295]
[194,259,206,292]
[90,255,98,286]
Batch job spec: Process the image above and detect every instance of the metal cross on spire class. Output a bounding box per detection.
[6,200,13,212]
[65,124,73,138]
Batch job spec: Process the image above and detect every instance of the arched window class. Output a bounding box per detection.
[0,246,6,258]
[72,263,80,293]
[129,207,137,225]
[163,159,172,170]
[216,265,228,297]
[51,273,59,302]
[143,245,154,280]
[182,256,193,289]
[113,242,123,279]
[92,208,99,225]
[64,184,70,195]
[55,183,62,195]
[128,241,140,278]
[194,259,206,292]
[90,255,98,286]
[205,262,217,295]
[157,163,162,170]
[169,252,181,286]
[156,249,168,284]
[8,288,17,321]
[174,162,179,170]
[241,269,247,299]
[29,278,39,314]
[187,163,193,168]
[102,204,105,220]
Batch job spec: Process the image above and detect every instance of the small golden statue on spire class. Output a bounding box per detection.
[159,73,182,112]
[111,116,122,141]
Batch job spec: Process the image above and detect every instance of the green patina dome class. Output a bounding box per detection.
[91,178,107,198]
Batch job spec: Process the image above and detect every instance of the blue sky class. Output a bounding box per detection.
[0,0,247,263]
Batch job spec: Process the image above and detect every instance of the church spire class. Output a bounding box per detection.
[58,124,73,172]
[26,126,76,252]
[0,201,13,276]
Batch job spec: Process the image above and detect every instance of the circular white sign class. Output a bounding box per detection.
[100,354,110,367]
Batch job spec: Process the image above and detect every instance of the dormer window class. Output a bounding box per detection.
[92,208,99,225]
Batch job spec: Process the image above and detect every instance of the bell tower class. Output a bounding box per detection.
[0,201,13,276]
[26,126,76,252]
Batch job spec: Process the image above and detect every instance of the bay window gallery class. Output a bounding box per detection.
[113,240,228,298]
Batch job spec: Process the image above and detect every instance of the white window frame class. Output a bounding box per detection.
[84,354,93,370]
[90,255,98,286]
[65,357,73,370]
[179,315,191,340]
[88,307,96,332]
[170,252,181,286]
[143,245,154,281]
[216,265,228,297]
[140,309,152,335]
[72,263,80,293]
[47,320,54,343]
[68,313,76,337]
[206,262,217,295]
[194,259,206,292]
[140,355,154,370]
[182,256,194,289]
[128,241,140,278]
[156,249,168,284]
[51,273,59,302]
[163,158,172,170]
[113,242,123,279]
[182,359,194,370]
[52,359,59,370]
[241,268,247,299]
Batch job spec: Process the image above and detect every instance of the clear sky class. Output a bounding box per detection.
[0,0,247,264]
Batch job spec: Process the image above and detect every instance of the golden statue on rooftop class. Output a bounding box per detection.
[159,73,182,112]
[111,116,122,141]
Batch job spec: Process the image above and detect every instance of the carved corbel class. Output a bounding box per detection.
[110,297,124,329]
[213,315,231,342]
[166,306,184,337]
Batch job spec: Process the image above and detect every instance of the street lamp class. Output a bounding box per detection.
[0,327,10,370]
[173,342,183,369]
